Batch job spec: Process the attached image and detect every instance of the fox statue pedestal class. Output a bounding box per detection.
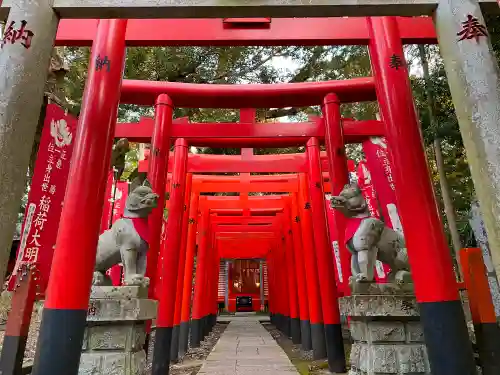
[78,286,157,375]
[339,283,430,375]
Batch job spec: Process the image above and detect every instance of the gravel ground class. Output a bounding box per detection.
[0,292,42,364]
[263,322,332,374]
[146,322,228,375]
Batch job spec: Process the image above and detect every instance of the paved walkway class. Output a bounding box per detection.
[198,318,299,375]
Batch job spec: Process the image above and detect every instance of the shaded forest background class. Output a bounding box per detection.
[25,15,500,250]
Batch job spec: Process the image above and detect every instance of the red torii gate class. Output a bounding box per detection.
[18,13,479,375]
[163,172,333,353]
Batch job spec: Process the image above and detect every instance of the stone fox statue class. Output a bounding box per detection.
[93,184,159,287]
[330,183,411,284]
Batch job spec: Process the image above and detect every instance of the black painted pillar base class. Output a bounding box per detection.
[324,323,346,373]
[0,335,28,375]
[200,316,206,339]
[474,322,500,375]
[32,308,87,375]
[419,300,477,375]
[190,318,202,348]
[206,315,212,336]
[310,322,327,360]
[152,327,173,375]
[144,332,151,356]
[178,321,190,357]
[284,316,291,338]
[300,320,312,351]
[170,325,180,363]
[202,315,209,338]
[207,315,213,335]
[291,317,301,345]
[274,313,281,330]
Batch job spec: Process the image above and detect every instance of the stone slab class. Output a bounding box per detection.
[79,350,146,375]
[1,0,499,20]
[339,295,419,318]
[90,286,148,300]
[198,317,299,375]
[350,343,430,374]
[349,282,415,295]
[87,298,157,322]
[82,323,146,351]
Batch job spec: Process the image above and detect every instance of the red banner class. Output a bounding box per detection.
[356,160,389,281]
[356,161,380,219]
[101,179,129,286]
[326,159,356,295]
[8,104,77,295]
[326,197,345,290]
[100,170,114,233]
[362,137,406,281]
[112,181,129,223]
[362,137,404,235]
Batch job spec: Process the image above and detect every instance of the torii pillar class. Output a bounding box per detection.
[434,0,500,290]
[368,16,476,375]
[0,0,59,281]
[32,19,128,375]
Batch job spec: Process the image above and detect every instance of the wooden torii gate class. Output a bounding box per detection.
[0,3,497,375]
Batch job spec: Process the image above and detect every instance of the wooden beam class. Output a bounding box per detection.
[115,117,384,145]
[53,17,438,47]
[2,0,497,20]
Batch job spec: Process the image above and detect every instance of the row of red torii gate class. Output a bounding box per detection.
[1,7,499,375]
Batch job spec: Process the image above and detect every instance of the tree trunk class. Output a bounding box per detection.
[434,138,463,259]
[418,44,463,278]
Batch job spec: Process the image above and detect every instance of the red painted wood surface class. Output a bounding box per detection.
[115,117,384,145]
[55,17,437,47]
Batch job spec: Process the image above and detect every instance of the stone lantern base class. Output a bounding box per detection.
[339,283,431,375]
[78,286,157,375]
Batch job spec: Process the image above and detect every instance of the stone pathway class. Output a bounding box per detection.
[198,318,299,375]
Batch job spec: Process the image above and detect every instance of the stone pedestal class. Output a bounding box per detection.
[339,283,430,375]
[79,286,157,375]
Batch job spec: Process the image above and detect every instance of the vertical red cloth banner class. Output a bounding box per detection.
[356,161,380,219]
[111,181,129,222]
[100,170,114,233]
[325,159,356,293]
[105,181,129,286]
[356,160,389,281]
[8,104,78,296]
[325,198,345,292]
[362,137,404,235]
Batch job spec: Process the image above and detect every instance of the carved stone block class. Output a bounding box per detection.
[343,285,430,375]
[370,345,397,373]
[90,285,148,300]
[350,321,367,341]
[79,351,146,375]
[368,322,405,342]
[87,298,157,322]
[78,286,156,375]
[405,322,424,342]
[84,323,146,351]
[339,294,419,318]
[396,345,428,373]
[350,342,362,368]
[349,342,429,374]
